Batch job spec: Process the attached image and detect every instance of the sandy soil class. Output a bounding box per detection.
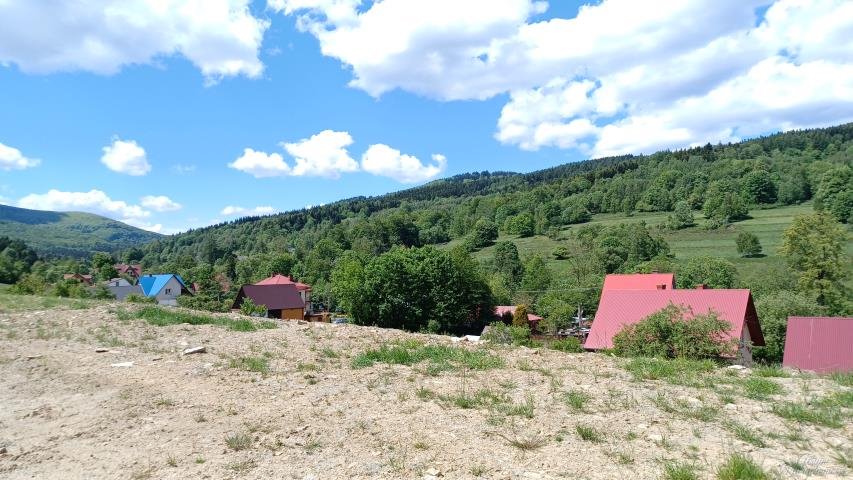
[0,304,850,480]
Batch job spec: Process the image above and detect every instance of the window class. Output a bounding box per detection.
[165,288,172,295]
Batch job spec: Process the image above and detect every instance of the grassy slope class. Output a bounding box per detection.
[0,204,161,258]
[446,203,853,289]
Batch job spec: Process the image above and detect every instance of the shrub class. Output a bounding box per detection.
[92,285,116,300]
[239,297,267,317]
[9,273,47,295]
[612,304,735,359]
[512,304,529,328]
[481,321,532,346]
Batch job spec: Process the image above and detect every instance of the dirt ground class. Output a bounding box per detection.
[0,304,850,480]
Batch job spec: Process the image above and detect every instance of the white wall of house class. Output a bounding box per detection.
[154,277,184,306]
[109,284,143,301]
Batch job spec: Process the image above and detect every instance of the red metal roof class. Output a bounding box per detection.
[783,316,853,373]
[602,273,675,291]
[255,274,312,291]
[585,289,763,350]
[494,306,543,322]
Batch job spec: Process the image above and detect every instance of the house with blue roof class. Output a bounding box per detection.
[139,274,192,306]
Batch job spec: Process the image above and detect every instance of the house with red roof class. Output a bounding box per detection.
[114,264,142,280]
[494,305,543,330]
[783,316,853,373]
[231,284,305,320]
[255,274,312,312]
[586,273,764,364]
[63,273,94,286]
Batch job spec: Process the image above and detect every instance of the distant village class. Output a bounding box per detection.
[64,265,851,374]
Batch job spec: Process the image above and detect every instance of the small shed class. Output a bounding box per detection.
[782,316,853,373]
[586,288,764,364]
[232,284,305,320]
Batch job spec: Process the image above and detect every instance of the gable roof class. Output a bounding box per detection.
[139,274,189,297]
[115,264,142,277]
[585,289,764,350]
[602,273,675,291]
[255,274,312,291]
[232,284,305,310]
[783,316,853,373]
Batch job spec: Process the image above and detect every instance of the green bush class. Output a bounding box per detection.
[482,321,533,346]
[92,285,116,300]
[613,304,735,359]
[239,297,267,317]
[53,279,90,299]
[9,273,47,295]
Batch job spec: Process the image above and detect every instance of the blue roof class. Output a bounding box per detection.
[139,274,188,297]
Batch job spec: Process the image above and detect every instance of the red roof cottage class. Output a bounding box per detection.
[783,316,853,373]
[585,274,764,364]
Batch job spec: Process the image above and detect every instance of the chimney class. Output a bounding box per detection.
[695,284,708,289]
[656,284,667,290]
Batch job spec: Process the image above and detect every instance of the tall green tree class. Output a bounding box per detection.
[814,166,852,223]
[780,212,849,312]
[677,256,738,289]
[735,232,762,257]
[493,241,523,286]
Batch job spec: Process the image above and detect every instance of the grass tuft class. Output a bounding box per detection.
[576,424,604,443]
[741,377,783,400]
[564,389,591,412]
[716,453,772,480]
[662,462,700,480]
[229,356,270,374]
[624,357,716,384]
[225,432,253,451]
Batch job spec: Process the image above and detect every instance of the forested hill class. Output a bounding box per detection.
[136,123,851,305]
[0,205,161,258]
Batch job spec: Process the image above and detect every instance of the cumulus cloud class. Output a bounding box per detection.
[276,0,853,156]
[361,145,446,183]
[220,205,276,216]
[229,130,359,179]
[0,141,40,170]
[282,130,359,178]
[17,189,150,219]
[0,0,269,82]
[122,218,164,234]
[101,138,151,176]
[228,148,291,178]
[140,195,182,212]
[231,130,447,183]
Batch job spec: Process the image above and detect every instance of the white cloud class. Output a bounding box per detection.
[228,148,291,178]
[101,138,151,176]
[282,130,359,178]
[140,195,182,212]
[229,130,359,179]
[220,205,276,216]
[0,0,269,82]
[121,218,164,233]
[277,0,853,156]
[17,189,150,219]
[0,141,40,170]
[361,145,446,183]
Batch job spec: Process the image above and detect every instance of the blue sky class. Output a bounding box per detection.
[0,1,850,234]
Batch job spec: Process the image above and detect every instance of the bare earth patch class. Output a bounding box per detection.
[0,305,850,479]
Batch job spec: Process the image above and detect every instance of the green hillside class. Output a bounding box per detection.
[0,204,161,258]
[450,202,852,292]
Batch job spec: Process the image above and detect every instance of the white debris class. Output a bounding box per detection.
[111,361,133,368]
[182,346,206,355]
